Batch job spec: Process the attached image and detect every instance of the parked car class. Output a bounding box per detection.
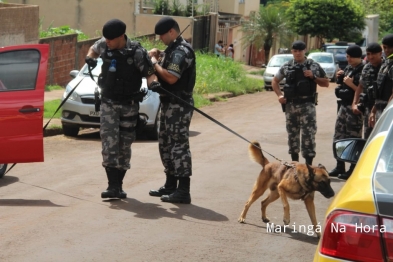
[326,45,349,70]
[61,58,161,139]
[313,100,393,261]
[0,44,49,175]
[307,52,339,82]
[262,54,293,91]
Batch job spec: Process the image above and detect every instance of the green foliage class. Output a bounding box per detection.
[44,99,62,118]
[287,0,365,45]
[241,4,293,62]
[356,0,393,38]
[39,20,89,41]
[171,0,183,16]
[153,0,170,15]
[45,85,63,92]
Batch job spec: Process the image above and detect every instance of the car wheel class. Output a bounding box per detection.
[0,164,7,179]
[62,124,79,137]
[146,106,161,140]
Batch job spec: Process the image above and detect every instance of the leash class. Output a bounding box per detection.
[158,86,286,163]
[4,77,85,175]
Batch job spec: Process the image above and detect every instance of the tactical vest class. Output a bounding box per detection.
[337,62,364,104]
[363,63,382,105]
[283,59,316,99]
[158,38,196,96]
[98,42,142,101]
[376,58,393,101]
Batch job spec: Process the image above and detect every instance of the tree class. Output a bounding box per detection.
[241,4,293,63]
[356,0,393,38]
[286,0,365,46]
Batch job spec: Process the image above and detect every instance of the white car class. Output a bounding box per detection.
[262,54,293,91]
[61,59,160,139]
[307,52,339,82]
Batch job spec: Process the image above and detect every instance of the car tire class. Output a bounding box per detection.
[146,106,161,140]
[62,124,79,137]
[0,164,7,179]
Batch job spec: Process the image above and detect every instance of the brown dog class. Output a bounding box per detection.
[238,141,335,238]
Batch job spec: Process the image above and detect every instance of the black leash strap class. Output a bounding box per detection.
[5,77,85,175]
[159,87,283,162]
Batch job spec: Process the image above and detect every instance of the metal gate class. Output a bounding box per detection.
[192,15,211,52]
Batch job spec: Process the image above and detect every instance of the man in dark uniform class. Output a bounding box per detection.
[85,19,158,198]
[369,34,393,127]
[329,45,365,180]
[272,40,329,165]
[352,43,383,139]
[147,17,196,204]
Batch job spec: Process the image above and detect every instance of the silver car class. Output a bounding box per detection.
[262,54,293,91]
[61,59,160,139]
[307,52,339,82]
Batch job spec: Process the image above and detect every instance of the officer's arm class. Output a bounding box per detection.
[314,76,329,87]
[272,77,286,104]
[86,46,99,59]
[151,60,179,84]
[353,83,363,105]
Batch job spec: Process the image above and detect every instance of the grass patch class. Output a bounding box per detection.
[249,69,265,76]
[45,85,63,91]
[44,99,62,118]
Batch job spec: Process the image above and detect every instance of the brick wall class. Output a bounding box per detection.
[0,3,39,46]
[76,38,101,69]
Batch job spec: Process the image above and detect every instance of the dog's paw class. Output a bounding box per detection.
[238,217,246,223]
[262,217,270,223]
[283,217,290,225]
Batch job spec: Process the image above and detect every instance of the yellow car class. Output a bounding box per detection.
[314,103,393,261]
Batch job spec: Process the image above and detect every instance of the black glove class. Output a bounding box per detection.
[148,81,161,92]
[85,56,97,69]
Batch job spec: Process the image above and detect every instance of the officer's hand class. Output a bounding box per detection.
[148,81,161,92]
[352,104,361,115]
[303,70,315,79]
[344,76,353,85]
[85,56,97,69]
[369,113,376,127]
[278,95,286,104]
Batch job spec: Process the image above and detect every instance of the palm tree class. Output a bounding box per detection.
[241,4,293,63]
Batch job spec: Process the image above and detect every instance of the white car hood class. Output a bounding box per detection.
[265,67,280,76]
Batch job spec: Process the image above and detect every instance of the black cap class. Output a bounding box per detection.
[346,45,362,58]
[366,42,382,53]
[382,34,393,47]
[291,40,306,50]
[102,19,126,40]
[155,17,178,35]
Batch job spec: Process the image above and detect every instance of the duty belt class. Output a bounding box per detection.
[286,97,314,104]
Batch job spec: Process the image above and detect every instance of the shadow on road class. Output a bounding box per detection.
[0,175,19,187]
[106,198,228,222]
[0,199,64,207]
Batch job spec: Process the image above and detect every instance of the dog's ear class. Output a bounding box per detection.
[318,164,327,171]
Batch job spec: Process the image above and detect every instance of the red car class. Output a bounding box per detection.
[0,44,49,177]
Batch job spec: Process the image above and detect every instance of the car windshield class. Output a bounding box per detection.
[310,55,333,63]
[326,47,347,55]
[82,59,103,77]
[268,56,292,67]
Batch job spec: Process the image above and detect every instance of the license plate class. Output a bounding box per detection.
[89,111,101,117]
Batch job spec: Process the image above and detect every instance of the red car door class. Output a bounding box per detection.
[0,44,49,163]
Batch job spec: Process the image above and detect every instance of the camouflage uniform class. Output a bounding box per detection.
[374,56,393,122]
[333,62,364,141]
[92,36,155,169]
[157,38,195,178]
[359,61,382,138]
[275,58,326,158]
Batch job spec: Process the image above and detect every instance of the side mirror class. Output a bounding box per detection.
[333,138,366,164]
[69,70,79,79]
[261,64,266,68]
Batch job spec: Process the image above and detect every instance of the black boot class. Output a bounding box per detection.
[305,157,313,165]
[338,164,355,180]
[118,169,127,199]
[328,161,345,177]
[291,153,299,162]
[161,177,191,204]
[149,175,177,197]
[101,167,121,199]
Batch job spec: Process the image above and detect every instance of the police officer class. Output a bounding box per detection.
[148,17,196,204]
[352,43,383,139]
[272,40,329,165]
[85,19,158,198]
[369,34,393,127]
[329,45,365,180]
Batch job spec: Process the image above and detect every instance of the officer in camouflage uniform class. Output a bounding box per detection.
[85,19,158,199]
[352,43,383,139]
[369,34,393,127]
[329,45,365,180]
[148,17,196,204]
[272,41,329,165]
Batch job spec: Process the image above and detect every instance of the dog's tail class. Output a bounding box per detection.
[249,141,269,168]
